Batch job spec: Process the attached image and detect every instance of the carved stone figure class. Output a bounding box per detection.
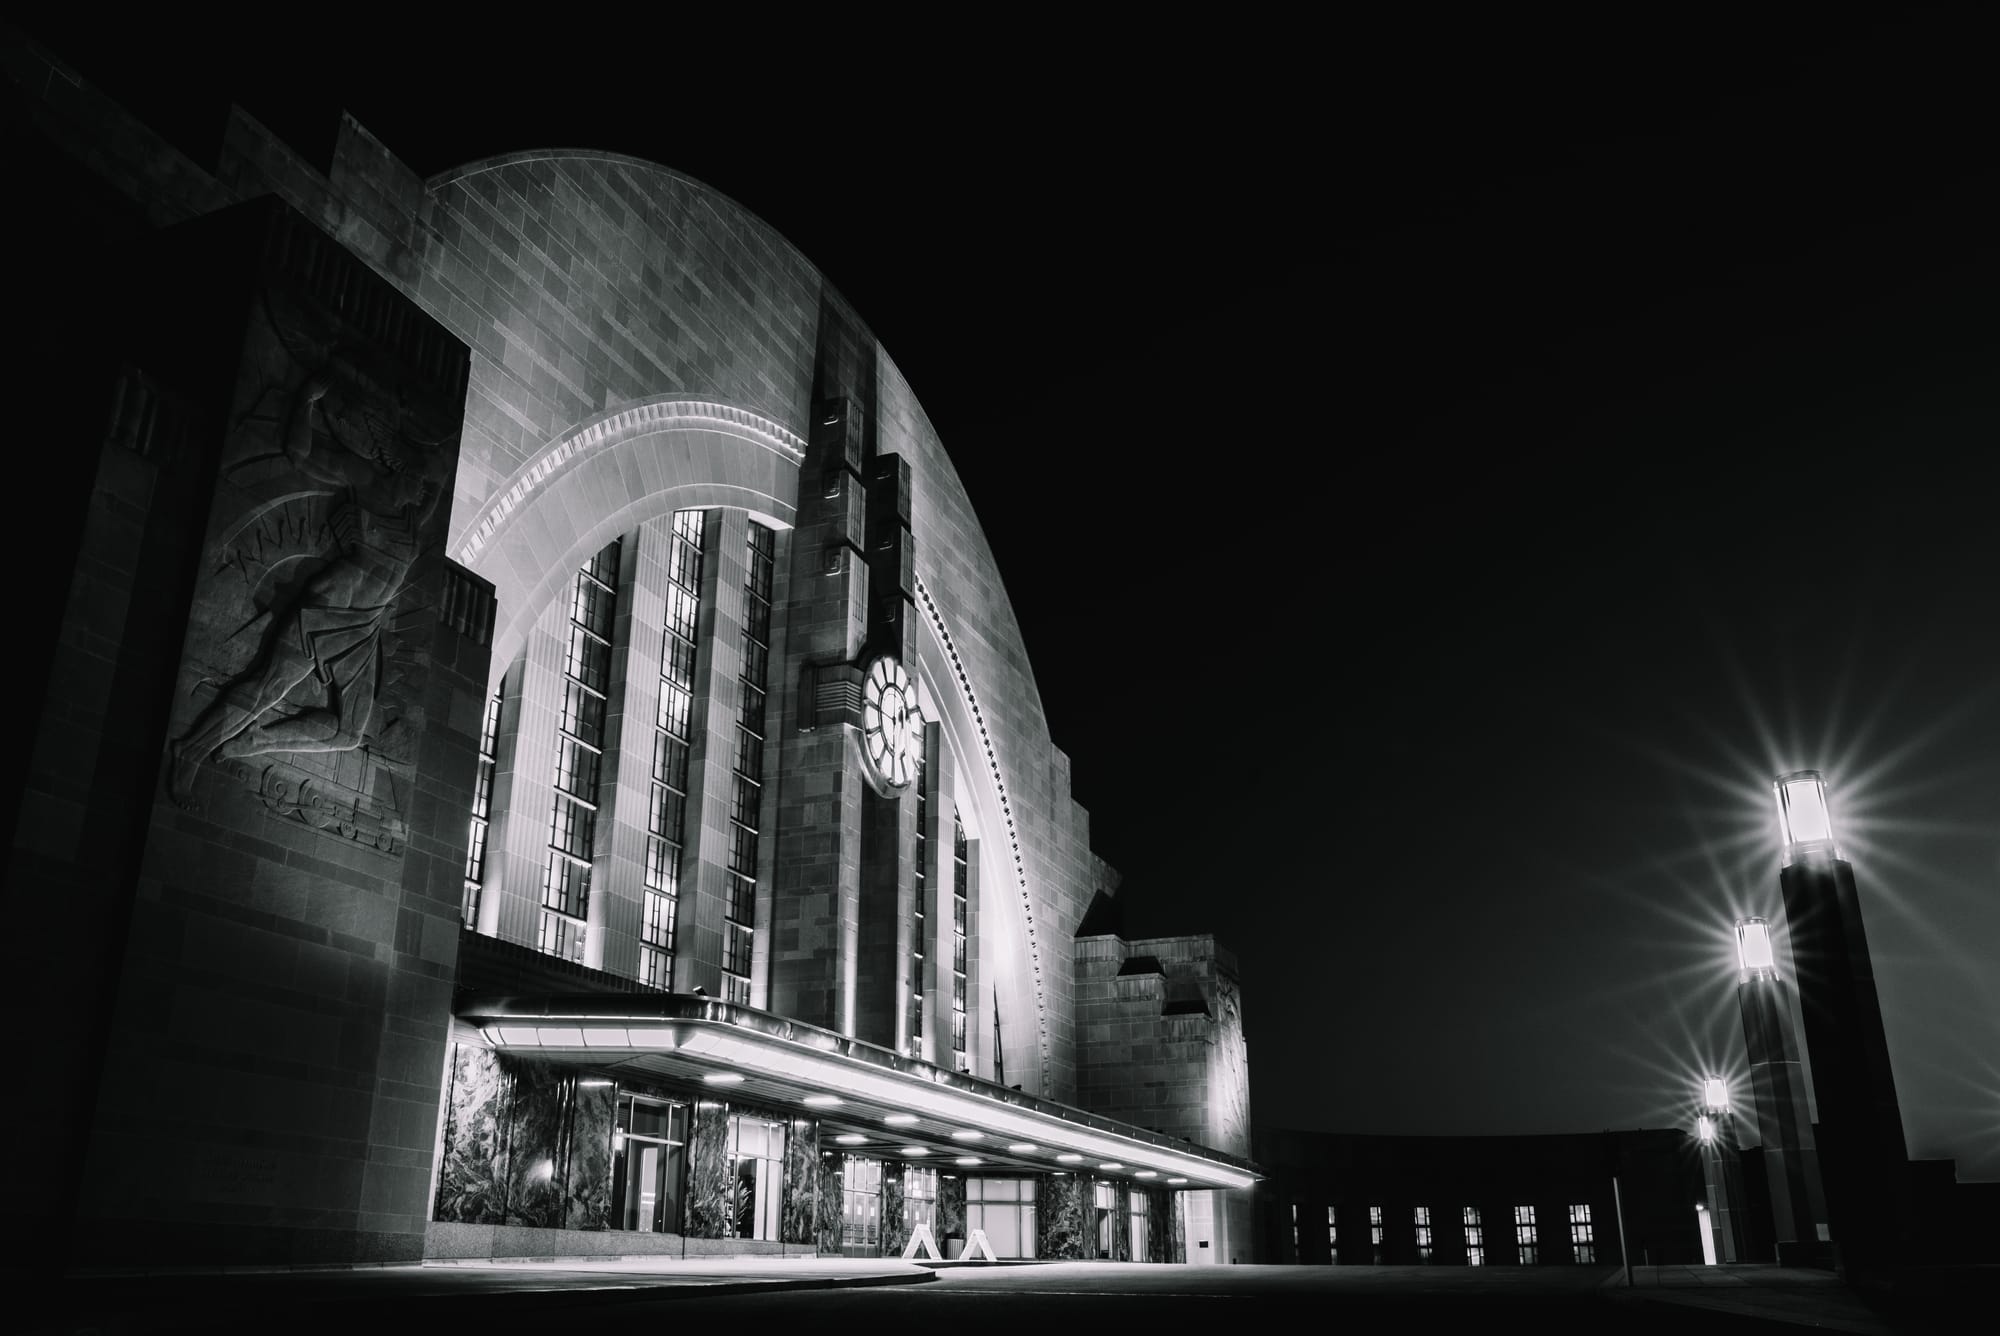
[169,357,444,807]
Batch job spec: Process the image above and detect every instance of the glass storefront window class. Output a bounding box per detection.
[1093,1180,1117,1258]
[843,1157,882,1249]
[966,1177,1037,1259]
[905,1166,939,1238]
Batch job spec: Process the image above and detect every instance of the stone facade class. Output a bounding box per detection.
[5,25,1255,1270]
[1074,932,1255,1261]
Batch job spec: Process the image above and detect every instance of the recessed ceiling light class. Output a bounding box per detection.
[803,1094,842,1106]
[1167,1177,1188,1185]
[950,1130,984,1141]
[1056,1153,1083,1163]
[1098,1162,1123,1171]
[703,1073,744,1084]
[1136,1170,1157,1178]
[956,1157,981,1166]
[836,1134,866,1144]
[1006,1143,1037,1153]
[901,1146,930,1156]
[885,1113,918,1125]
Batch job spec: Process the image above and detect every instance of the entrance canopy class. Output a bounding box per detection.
[458,993,1259,1192]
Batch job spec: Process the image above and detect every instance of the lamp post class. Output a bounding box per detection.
[1695,1076,1747,1263]
[1734,915,1827,1261]
[1770,771,1908,1277]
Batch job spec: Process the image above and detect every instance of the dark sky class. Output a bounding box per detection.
[31,14,1998,1178]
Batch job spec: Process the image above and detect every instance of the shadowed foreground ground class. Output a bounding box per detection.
[24,1258,1978,1335]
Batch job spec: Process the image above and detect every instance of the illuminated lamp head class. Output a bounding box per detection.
[1701,1077,1729,1115]
[1736,917,1778,979]
[1774,770,1837,865]
[1697,1115,1718,1145]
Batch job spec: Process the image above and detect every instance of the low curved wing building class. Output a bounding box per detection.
[4,28,1255,1271]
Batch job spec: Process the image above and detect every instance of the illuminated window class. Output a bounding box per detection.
[951,807,969,1062]
[1327,1205,1337,1264]
[905,1166,939,1237]
[1094,1180,1117,1258]
[911,752,928,1053]
[462,677,504,928]
[1370,1204,1383,1263]
[1514,1204,1538,1265]
[539,541,619,961]
[1415,1205,1433,1262]
[841,1156,882,1248]
[722,522,776,1006]
[1464,1207,1484,1266]
[641,511,704,990]
[1568,1204,1594,1264]
[1129,1190,1149,1262]
[966,1177,1038,1259]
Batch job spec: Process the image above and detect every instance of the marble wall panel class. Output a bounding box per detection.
[939,1173,965,1243]
[781,1117,819,1245]
[881,1164,909,1258]
[1147,1186,1174,1263]
[502,1061,573,1228]
[435,1044,510,1225]
[685,1101,732,1239]
[564,1083,614,1230]
[815,1155,843,1253]
[1037,1172,1085,1260]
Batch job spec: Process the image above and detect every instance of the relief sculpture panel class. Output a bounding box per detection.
[165,282,455,855]
[1210,970,1251,1156]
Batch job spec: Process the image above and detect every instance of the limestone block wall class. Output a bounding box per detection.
[1074,933,1252,1151]
[57,196,486,1267]
[12,26,1144,1139]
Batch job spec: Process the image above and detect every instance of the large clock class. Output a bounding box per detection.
[860,654,920,791]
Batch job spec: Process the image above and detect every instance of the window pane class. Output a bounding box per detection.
[561,679,605,747]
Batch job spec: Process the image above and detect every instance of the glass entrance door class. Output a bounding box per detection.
[617,1096,686,1233]
[728,1114,786,1240]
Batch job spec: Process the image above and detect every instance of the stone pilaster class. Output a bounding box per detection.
[769,399,869,1031]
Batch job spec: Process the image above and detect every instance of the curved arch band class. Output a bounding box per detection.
[914,573,1050,1092]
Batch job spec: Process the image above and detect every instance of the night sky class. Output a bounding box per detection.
[31,15,1998,1178]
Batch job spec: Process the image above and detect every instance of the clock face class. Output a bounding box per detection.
[861,655,919,790]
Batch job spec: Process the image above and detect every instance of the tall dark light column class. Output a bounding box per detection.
[1734,916,1827,1262]
[1770,771,1908,1276]
[1696,1077,1748,1263]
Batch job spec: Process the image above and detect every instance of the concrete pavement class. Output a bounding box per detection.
[1601,1263,1907,1334]
[20,1255,936,1335]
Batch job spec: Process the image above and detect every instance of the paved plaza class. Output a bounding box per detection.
[22,1258,1979,1336]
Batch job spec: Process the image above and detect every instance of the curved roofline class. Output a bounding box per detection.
[427,148,828,287]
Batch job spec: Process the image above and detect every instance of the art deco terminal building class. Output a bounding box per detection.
[2,29,1256,1273]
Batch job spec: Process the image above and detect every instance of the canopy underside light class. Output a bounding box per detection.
[464,997,1258,1192]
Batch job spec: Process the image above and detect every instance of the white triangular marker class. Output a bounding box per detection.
[965,1228,999,1262]
[902,1223,942,1260]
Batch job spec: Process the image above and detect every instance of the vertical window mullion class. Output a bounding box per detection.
[722,522,774,1006]
[540,552,619,961]
[643,510,705,990]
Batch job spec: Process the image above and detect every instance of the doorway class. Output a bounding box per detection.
[616,1096,686,1233]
